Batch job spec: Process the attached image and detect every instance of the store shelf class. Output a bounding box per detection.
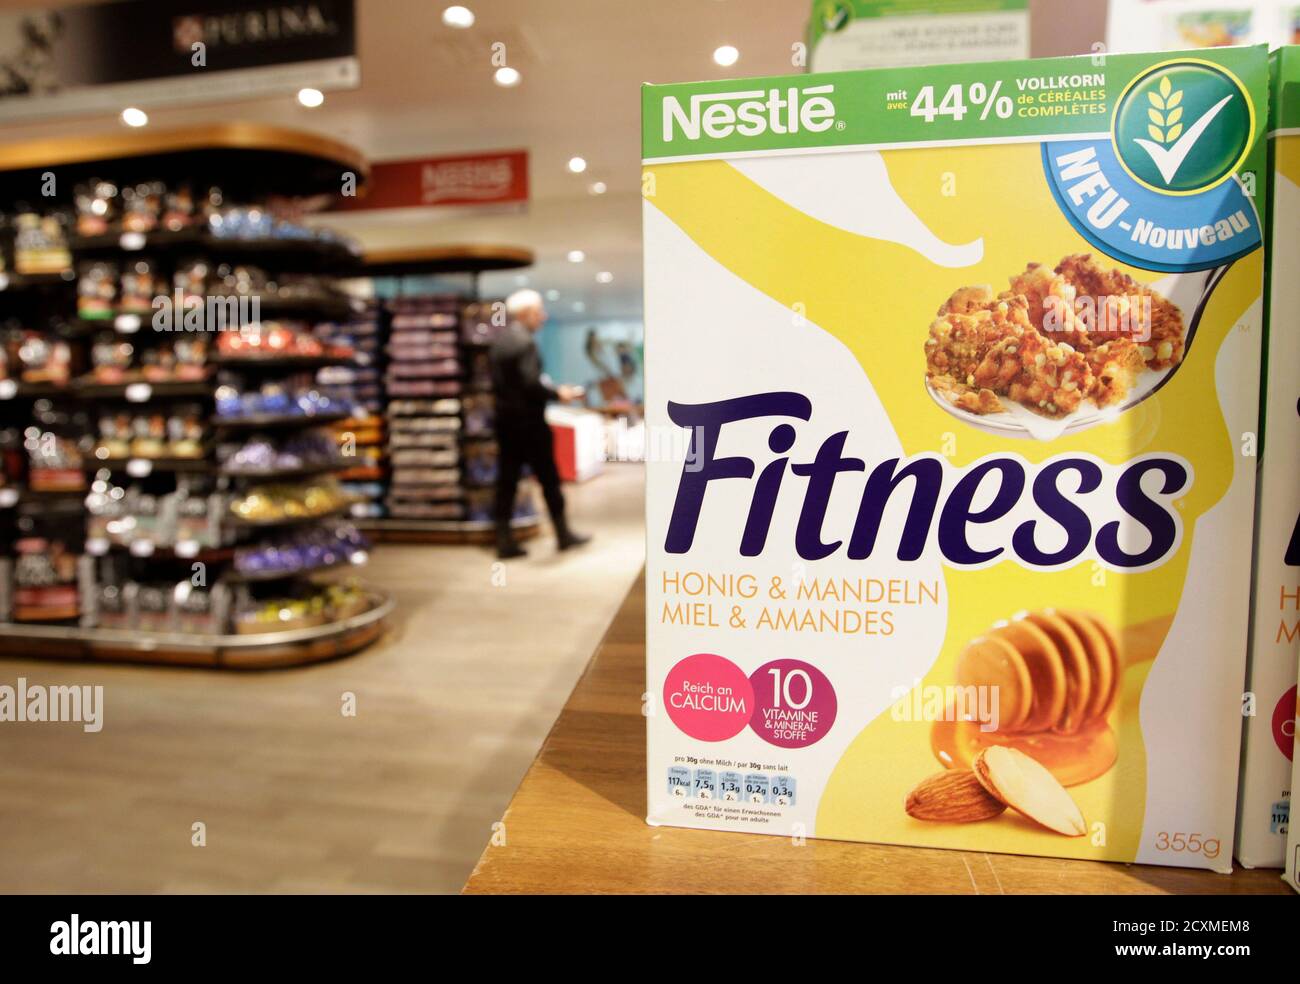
[211,354,356,373]
[358,514,541,545]
[0,379,70,401]
[68,230,360,274]
[0,270,76,291]
[362,244,534,277]
[0,124,385,672]
[213,411,349,431]
[85,455,213,474]
[227,503,357,529]
[0,123,369,204]
[0,590,393,669]
[226,554,368,584]
[72,377,214,401]
[70,289,357,330]
[462,573,1292,895]
[85,542,235,563]
[221,461,350,482]
[253,292,358,321]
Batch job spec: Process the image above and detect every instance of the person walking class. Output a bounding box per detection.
[488,288,591,559]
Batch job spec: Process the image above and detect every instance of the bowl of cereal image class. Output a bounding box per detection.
[923,254,1224,441]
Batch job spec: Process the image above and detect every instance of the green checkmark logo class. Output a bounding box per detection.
[1112,59,1254,196]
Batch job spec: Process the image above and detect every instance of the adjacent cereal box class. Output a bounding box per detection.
[1238,44,1299,872]
[643,46,1268,872]
[1268,45,1300,892]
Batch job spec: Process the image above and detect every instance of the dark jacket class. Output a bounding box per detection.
[488,322,557,420]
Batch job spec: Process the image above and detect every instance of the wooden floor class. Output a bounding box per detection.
[0,464,646,893]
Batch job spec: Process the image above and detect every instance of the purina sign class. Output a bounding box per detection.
[0,0,357,123]
[172,4,343,52]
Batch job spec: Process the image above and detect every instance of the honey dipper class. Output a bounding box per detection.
[933,609,1171,786]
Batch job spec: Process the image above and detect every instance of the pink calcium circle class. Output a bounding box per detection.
[663,653,754,742]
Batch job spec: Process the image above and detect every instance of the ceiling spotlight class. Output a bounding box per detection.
[567,250,586,263]
[121,107,148,127]
[514,274,529,286]
[297,87,324,108]
[493,66,521,87]
[566,156,587,174]
[442,5,475,28]
[573,302,587,313]
[588,181,607,195]
[713,45,740,67]
[596,271,613,284]
[545,289,560,301]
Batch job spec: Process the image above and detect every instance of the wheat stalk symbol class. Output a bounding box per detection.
[1146,76,1185,144]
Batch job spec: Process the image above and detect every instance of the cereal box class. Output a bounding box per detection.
[1267,45,1300,891]
[1238,44,1299,872]
[642,46,1268,872]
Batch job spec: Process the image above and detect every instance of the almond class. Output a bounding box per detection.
[905,769,1007,823]
[973,746,1086,837]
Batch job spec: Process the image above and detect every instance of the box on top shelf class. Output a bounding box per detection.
[642,45,1269,872]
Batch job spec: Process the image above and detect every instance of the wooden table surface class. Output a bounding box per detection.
[463,573,1292,895]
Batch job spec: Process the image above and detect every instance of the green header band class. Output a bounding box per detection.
[1271,46,1300,133]
[642,45,1269,163]
[806,0,1029,51]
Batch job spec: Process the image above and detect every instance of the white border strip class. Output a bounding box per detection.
[1267,126,1300,138]
[643,130,1111,165]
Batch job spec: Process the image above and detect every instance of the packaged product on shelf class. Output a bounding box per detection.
[462,443,497,485]
[74,179,119,237]
[1243,45,1300,873]
[229,478,350,524]
[165,406,207,458]
[232,524,369,577]
[135,584,171,632]
[173,259,210,307]
[162,183,197,233]
[26,407,86,492]
[172,337,210,380]
[231,579,370,635]
[461,394,493,436]
[461,300,506,346]
[90,333,133,383]
[129,415,167,458]
[121,181,164,234]
[173,583,218,634]
[214,381,340,420]
[13,212,71,275]
[119,259,159,313]
[76,261,117,319]
[15,332,72,384]
[12,537,79,621]
[642,47,1268,871]
[217,320,333,360]
[94,584,129,630]
[219,428,343,475]
[172,492,225,549]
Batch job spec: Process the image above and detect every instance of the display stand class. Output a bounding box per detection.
[0,125,391,669]
[352,244,543,545]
